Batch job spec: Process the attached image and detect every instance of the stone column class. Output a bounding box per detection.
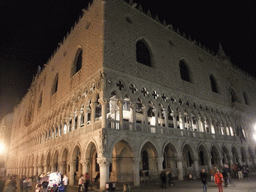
[177,158,183,180]
[218,156,223,169]
[163,108,168,128]
[207,157,212,174]
[173,112,178,129]
[180,112,185,130]
[70,162,76,185]
[99,98,108,129]
[82,160,90,174]
[33,166,37,176]
[44,164,47,173]
[90,102,96,127]
[38,166,43,175]
[51,163,55,172]
[59,162,64,175]
[188,115,193,131]
[97,158,111,190]
[142,106,148,130]
[195,116,199,132]
[153,108,158,133]
[118,100,123,130]
[193,158,200,178]
[29,167,33,177]
[130,104,136,131]
[157,157,164,172]
[133,158,140,186]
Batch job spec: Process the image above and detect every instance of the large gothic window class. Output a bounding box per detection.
[179,60,191,82]
[210,74,219,93]
[71,48,83,77]
[243,92,249,105]
[230,88,238,103]
[52,74,59,95]
[38,92,43,108]
[136,40,152,67]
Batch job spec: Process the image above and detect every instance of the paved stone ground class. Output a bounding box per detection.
[67,174,256,192]
[3,173,256,192]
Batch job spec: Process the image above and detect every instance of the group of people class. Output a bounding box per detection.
[200,164,251,192]
[35,173,69,192]
[201,168,226,192]
[0,175,32,192]
[19,175,33,192]
[232,163,250,179]
[77,173,90,192]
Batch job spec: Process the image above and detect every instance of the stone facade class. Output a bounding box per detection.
[3,0,256,190]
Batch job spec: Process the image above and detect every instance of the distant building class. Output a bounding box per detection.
[3,0,256,190]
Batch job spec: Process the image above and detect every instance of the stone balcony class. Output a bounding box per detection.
[107,119,237,142]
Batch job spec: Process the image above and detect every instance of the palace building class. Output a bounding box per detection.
[3,0,256,190]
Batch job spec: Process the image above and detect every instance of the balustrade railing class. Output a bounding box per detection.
[106,119,237,141]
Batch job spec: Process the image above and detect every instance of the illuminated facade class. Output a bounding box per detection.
[0,113,13,176]
[4,0,256,190]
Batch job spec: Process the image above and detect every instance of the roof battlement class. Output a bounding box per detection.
[33,0,254,83]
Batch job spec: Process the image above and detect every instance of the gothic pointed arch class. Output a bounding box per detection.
[51,73,59,95]
[71,48,83,77]
[230,88,238,103]
[209,74,219,93]
[243,91,250,105]
[179,60,191,83]
[136,39,152,67]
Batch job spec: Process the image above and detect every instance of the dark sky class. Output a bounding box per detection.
[0,0,255,120]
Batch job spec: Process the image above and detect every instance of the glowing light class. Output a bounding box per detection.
[0,143,5,154]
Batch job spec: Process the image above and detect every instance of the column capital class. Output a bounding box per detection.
[98,97,109,105]
[157,157,164,163]
[97,158,111,166]
[83,160,91,165]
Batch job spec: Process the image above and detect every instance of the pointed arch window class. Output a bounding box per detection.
[38,92,43,108]
[230,88,238,103]
[136,40,152,67]
[80,111,84,127]
[179,60,191,82]
[71,48,83,77]
[210,74,219,93]
[95,95,102,120]
[52,74,59,95]
[243,92,249,105]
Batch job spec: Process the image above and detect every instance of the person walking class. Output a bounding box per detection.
[62,175,69,191]
[84,172,90,192]
[200,169,208,192]
[160,171,167,189]
[222,169,228,187]
[22,177,29,192]
[214,170,224,192]
[167,170,173,186]
[210,167,215,181]
[78,174,84,192]
[19,176,25,192]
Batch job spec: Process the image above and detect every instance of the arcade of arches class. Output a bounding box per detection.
[8,138,256,189]
[6,81,256,190]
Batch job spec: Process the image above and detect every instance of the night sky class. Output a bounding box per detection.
[0,0,255,120]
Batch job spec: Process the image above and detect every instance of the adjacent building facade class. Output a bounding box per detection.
[3,0,256,190]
